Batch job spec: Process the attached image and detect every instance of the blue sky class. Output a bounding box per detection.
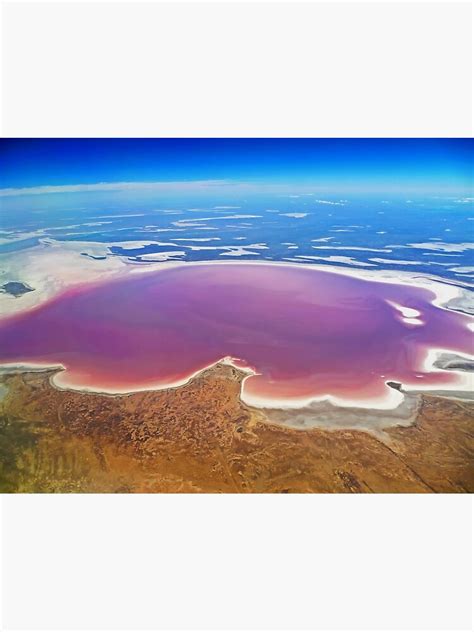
[0,139,472,196]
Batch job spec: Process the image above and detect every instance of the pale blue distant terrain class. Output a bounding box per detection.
[1,190,473,284]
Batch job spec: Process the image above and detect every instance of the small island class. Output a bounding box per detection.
[0,281,34,298]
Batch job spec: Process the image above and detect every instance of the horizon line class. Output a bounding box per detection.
[0,179,472,198]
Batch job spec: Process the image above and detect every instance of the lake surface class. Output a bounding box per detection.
[0,262,471,408]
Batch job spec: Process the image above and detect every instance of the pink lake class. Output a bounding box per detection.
[0,263,472,408]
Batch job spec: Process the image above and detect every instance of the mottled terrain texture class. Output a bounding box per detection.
[0,365,472,493]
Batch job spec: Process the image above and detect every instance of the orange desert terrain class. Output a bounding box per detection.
[1,363,472,493]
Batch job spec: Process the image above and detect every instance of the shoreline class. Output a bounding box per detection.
[2,362,472,493]
[0,245,472,420]
[0,343,472,421]
[1,239,474,321]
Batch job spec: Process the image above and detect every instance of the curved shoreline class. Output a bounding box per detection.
[0,253,472,420]
[1,239,473,320]
[2,360,473,493]
[1,341,472,420]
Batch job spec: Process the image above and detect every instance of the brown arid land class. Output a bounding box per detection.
[0,363,473,493]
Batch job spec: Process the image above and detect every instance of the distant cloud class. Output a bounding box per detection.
[172,214,261,226]
[279,213,308,218]
[314,199,347,206]
[0,179,230,197]
[170,221,203,228]
[408,242,474,253]
[312,245,391,253]
[175,237,221,242]
[2,177,471,199]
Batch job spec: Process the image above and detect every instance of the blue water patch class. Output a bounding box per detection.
[0,237,41,254]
